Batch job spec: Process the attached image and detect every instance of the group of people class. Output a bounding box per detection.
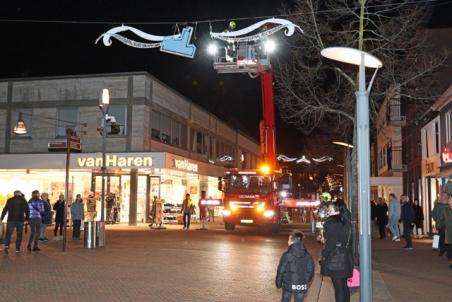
[276,199,354,302]
[372,194,423,250]
[1,190,85,254]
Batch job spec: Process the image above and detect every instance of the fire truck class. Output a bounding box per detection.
[210,24,292,231]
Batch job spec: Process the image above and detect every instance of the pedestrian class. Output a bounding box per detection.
[86,193,97,221]
[28,190,45,252]
[375,197,388,239]
[198,191,208,230]
[208,196,215,222]
[71,194,84,240]
[400,195,415,250]
[412,199,424,239]
[370,200,377,239]
[432,192,449,256]
[276,231,314,302]
[320,200,353,302]
[388,193,401,242]
[39,192,52,242]
[438,194,452,269]
[53,194,65,241]
[181,193,194,230]
[1,190,30,254]
[106,193,115,224]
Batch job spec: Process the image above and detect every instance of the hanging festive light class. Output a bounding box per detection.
[210,18,302,43]
[312,156,334,163]
[277,154,298,162]
[296,155,311,164]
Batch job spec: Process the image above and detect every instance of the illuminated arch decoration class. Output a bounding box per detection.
[96,25,197,58]
[210,18,303,43]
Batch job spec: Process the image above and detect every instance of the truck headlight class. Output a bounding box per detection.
[223,209,231,216]
[263,210,274,218]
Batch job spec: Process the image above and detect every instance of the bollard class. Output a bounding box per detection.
[84,221,96,249]
[96,221,106,247]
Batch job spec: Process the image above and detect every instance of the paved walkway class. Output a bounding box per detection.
[1,223,450,301]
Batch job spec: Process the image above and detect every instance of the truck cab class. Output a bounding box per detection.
[219,168,287,231]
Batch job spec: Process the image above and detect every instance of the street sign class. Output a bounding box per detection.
[48,138,82,152]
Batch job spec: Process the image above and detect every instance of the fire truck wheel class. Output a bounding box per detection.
[225,223,236,231]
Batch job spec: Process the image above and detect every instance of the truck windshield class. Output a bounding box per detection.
[225,175,272,194]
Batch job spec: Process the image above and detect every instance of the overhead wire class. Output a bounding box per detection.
[0,0,449,26]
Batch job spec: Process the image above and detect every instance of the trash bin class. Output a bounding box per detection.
[84,221,96,249]
[96,221,106,247]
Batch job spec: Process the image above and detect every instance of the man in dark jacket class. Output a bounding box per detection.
[400,196,415,250]
[276,231,314,302]
[1,190,30,254]
[375,198,389,239]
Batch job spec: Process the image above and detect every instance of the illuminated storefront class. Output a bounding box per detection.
[0,152,224,225]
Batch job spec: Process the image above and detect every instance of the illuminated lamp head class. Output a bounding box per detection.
[229,20,237,30]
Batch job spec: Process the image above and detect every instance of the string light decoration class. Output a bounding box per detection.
[312,156,334,163]
[296,155,311,164]
[277,154,298,162]
[210,18,302,43]
[277,154,334,164]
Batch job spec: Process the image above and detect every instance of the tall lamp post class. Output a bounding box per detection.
[99,88,110,223]
[321,47,382,302]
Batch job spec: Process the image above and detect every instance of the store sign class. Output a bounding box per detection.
[77,155,153,168]
[172,159,198,173]
[442,145,452,164]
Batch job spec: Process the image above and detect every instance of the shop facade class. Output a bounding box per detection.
[0,152,225,225]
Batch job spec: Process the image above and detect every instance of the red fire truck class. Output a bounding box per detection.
[211,35,293,231]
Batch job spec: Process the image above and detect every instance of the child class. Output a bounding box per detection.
[276,231,314,302]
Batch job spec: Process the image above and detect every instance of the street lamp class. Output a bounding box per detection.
[99,88,110,223]
[322,46,382,302]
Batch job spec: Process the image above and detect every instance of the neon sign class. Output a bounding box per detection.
[77,155,152,168]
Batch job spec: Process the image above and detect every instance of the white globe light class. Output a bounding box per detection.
[207,43,218,55]
[264,40,276,53]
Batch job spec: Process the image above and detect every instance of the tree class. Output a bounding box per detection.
[275,0,448,262]
[276,0,447,135]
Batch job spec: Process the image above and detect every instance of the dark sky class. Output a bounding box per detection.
[1,0,451,157]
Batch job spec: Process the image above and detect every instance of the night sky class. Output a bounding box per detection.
[1,0,451,157]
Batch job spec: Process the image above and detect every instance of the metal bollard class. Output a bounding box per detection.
[84,221,96,249]
[96,221,106,247]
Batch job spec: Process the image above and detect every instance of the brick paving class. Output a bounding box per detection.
[1,223,450,302]
[0,223,314,302]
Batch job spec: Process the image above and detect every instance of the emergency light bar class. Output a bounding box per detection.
[200,199,221,206]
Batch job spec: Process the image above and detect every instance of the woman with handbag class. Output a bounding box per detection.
[321,199,354,302]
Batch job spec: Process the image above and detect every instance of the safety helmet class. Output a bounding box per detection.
[320,192,332,202]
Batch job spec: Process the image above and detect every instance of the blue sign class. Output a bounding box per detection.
[160,27,197,58]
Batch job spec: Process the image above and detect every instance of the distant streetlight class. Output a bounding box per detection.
[332,141,354,149]
[207,43,218,55]
[321,46,382,302]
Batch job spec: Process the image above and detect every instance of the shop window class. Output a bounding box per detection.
[180,124,187,149]
[171,120,181,146]
[11,109,32,137]
[57,107,79,137]
[161,115,171,144]
[106,105,127,135]
[434,122,440,154]
[196,131,204,154]
[151,110,160,140]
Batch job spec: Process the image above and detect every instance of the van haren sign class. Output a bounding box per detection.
[77,155,153,168]
[172,158,198,173]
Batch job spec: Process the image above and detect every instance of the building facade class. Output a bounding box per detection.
[370,85,405,201]
[0,72,261,225]
[420,85,452,233]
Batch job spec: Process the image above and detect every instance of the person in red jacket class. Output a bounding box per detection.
[198,191,208,230]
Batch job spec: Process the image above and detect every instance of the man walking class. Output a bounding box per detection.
[28,190,45,252]
[71,194,84,240]
[1,191,29,254]
[401,195,415,250]
[375,198,388,239]
[181,193,194,230]
[106,193,115,224]
[388,193,401,242]
[432,192,449,256]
